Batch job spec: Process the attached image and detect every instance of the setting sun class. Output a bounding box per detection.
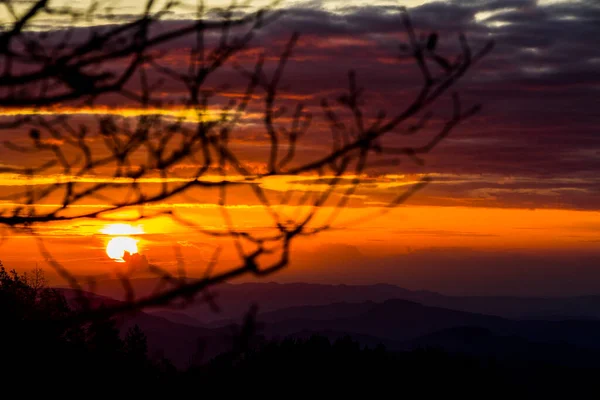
[102,224,143,262]
[106,236,138,262]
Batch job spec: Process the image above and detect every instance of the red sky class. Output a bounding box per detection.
[0,0,599,296]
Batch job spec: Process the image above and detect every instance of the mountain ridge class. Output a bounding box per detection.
[63,279,600,323]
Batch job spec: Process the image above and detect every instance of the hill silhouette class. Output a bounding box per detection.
[58,286,600,370]
[250,299,600,351]
[78,280,600,323]
[58,289,230,368]
[11,268,599,393]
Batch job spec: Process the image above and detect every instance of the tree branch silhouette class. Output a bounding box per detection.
[0,0,493,322]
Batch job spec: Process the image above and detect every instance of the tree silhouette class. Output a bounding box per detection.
[0,0,493,321]
[2,263,596,393]
[125,324,149,362]
[22,266,47,294]
[0,264,172,382]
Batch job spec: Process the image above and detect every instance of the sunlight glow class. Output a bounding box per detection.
[102,224,143,262]
[101,224,144,236]
[106,237,139,262]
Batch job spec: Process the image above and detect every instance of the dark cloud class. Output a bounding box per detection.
[2,1,599,211]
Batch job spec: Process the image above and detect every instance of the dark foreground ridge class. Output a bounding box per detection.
[3,268,600,394]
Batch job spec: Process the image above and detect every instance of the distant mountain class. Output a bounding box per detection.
[60,288,122,308]
[146,310,205,327]
[56,288,600,368]
[255,299,506,342]
[81,280,433,322]
[249,299,600,356]
[117,311,226,368]
[71,280,600,323]
[58,289,229,368]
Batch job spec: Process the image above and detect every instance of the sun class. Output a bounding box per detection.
[106,236,139,262]
[102,224,143,262]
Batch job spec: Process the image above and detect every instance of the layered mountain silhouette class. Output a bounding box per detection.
[57,281,600,369]
[59,289,232,367]
[251,299,600,352]
[82,279,600,321]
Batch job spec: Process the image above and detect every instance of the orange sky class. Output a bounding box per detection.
[2,203,599,294]
[1,0,599,296]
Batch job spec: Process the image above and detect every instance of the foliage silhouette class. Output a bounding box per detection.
[0,265,173,384]
[2,263,599,394]
[183,334,598,396]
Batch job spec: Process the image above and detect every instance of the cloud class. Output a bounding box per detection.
[2,1,598,211]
